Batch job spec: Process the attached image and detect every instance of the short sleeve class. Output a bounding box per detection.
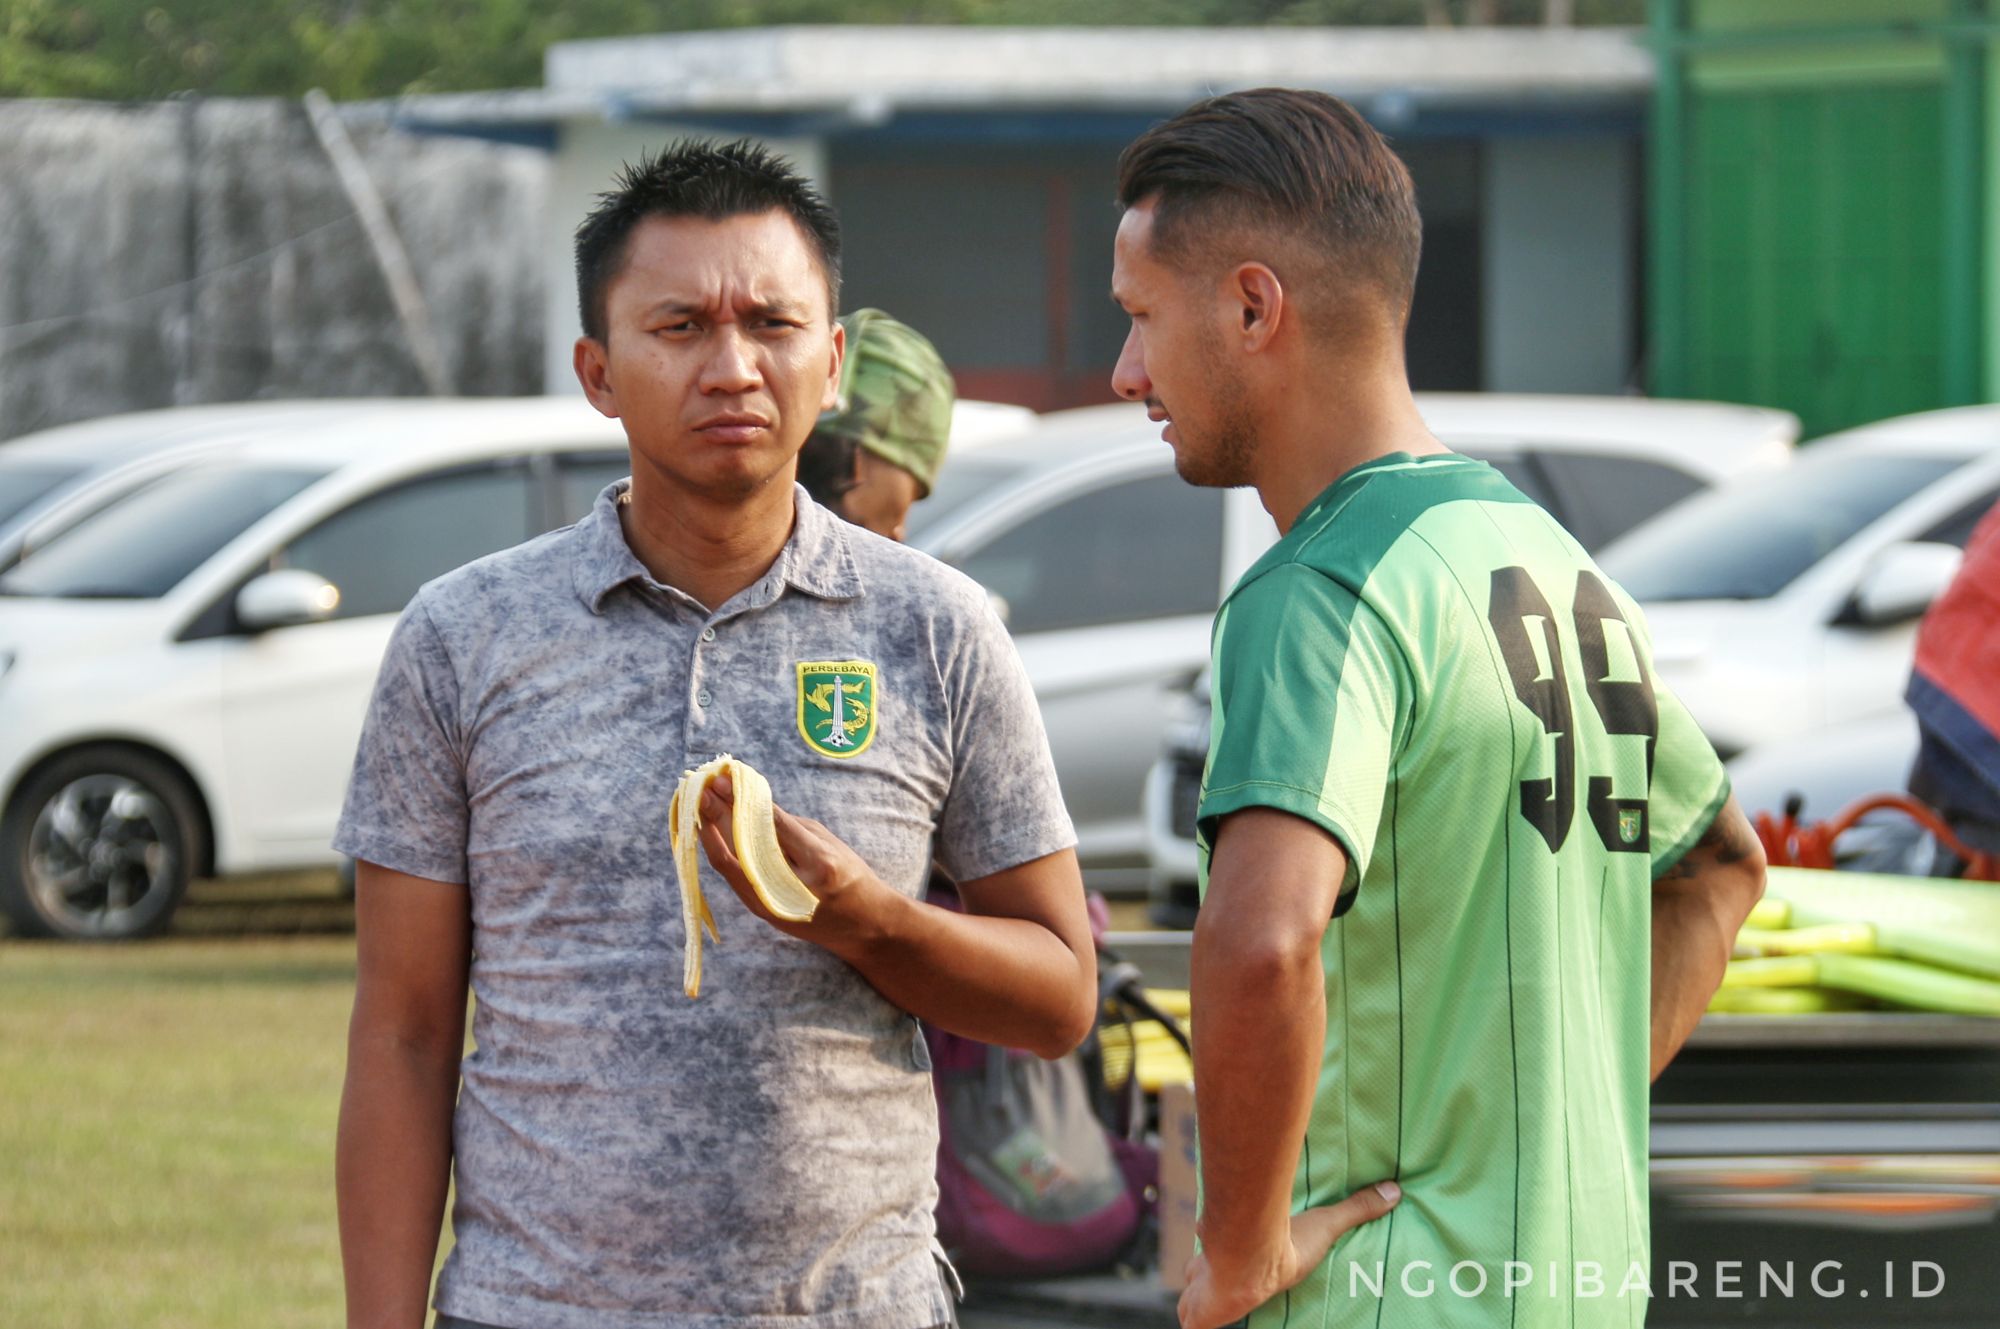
[933,593,1077,883]
[331,594,472,885]
[1198,564,1408,908]
[1646,681,1730,877]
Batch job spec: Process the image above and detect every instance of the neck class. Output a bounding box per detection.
[618,462,798,612]
[1250,357,1443,534]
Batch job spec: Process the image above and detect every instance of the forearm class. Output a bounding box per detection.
[1648,885,1740,1079]
[1650,797,1766,1079]
[1189,913,1326,1273]
[337,1030,460,1329]
[832,891,1094,1057]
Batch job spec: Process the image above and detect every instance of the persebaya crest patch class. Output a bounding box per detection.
[796,660,878,759]
[1618,808,1644,846]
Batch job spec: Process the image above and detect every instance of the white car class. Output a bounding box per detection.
[0,395,1037,941]
[0,402,411,570]
[917,395,1796,893]
[1598,404,2000,759]
[0,390,1792,938]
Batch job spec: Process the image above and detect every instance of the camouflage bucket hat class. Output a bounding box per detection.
[816,308,956,496]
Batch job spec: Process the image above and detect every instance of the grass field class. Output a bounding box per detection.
[0,873,1162,1327]
[0,873,382,1329]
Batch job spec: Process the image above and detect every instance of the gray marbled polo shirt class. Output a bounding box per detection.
[333,481,1074,1329]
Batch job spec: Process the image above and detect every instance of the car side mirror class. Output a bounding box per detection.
[1848,541,1962,627]
[236,570,340,632]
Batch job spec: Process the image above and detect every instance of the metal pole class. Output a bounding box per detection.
[302,88,453,397]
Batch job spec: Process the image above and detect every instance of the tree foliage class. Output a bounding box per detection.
[0,0,1646,101]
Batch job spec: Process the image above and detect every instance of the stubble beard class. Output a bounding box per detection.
[1169,358,1257,490]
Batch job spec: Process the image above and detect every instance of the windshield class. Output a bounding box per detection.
[0,464,326,599]
[1599,451,1962,602]
[905,456,1032,542]
[0,460,88,528]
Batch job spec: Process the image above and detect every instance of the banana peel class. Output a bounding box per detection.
[669,755,820,999]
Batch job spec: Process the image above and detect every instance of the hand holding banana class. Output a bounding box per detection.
[670,756,892,996]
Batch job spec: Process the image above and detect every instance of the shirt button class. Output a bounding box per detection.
[696,688,712,707]
[701,626,717,642]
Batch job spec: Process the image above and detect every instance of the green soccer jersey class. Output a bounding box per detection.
[1197,453,1728,1329]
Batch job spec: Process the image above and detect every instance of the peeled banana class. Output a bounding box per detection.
[669,754,821,998]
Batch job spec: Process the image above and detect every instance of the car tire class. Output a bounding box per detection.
[0,746,204,941]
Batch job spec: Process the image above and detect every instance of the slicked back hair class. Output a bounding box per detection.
[574,138,842,343]
[1116,89,1422,329]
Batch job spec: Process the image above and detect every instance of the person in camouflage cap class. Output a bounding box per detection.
[798,307,955,542]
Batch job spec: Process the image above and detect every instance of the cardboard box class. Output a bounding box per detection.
[1157,1080,1197,1292]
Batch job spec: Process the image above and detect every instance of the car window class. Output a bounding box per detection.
[558,454,630,524]
[0,460,87,527]
[1919,489,2000,549]
[0,465,326,599]
[279,464,535,620]
[1534,452,1708,551]
[950,472,1224,635]
[906,456,1034,543]
[1599,452,1962,602]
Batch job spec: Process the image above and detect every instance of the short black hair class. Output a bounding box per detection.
[796,430,862,510]
[573,138,842,343]
[1117,88,1421,324]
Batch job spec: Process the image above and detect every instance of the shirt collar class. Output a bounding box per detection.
[571,479,865,615]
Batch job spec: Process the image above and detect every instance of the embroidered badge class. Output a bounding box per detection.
[1618,807,1644,846]
[796,660,878,759]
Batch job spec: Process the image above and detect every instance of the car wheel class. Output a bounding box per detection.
[0,746,204,940]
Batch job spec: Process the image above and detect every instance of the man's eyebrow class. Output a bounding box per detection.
[641,297,812,320]
[744,298,811,319]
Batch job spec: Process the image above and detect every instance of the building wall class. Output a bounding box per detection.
[831,141,1126,411]
[526,115,1635,411]
[1482,136,1638,394]
[828,134,1501,410]
[1652,0,1992,436]
[0,99,547,441]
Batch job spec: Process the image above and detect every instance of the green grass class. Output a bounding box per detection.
[0,933,358,1327]
[0,874,1165,1326]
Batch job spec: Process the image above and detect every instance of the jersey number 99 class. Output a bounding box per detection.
[1487,567,1659,855]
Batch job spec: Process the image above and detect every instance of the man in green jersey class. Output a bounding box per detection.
[1109,90,1767,1329]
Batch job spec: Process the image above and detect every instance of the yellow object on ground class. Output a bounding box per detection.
[669,755,820,998]
[1734,922,1879,956]
[1100,988,1193,1092]
[1744,897,1792,930]
[1719,956,1822,989]
[1706,987,1863,1015]
[1765,866,2000,980]
[1815,953,2000,1017]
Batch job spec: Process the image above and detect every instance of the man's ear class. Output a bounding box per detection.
[821,319,846,413]
[574,336,619,419]
[1232,262,1285,353]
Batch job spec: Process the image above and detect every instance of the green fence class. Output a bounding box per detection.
[1649,0,1996,436]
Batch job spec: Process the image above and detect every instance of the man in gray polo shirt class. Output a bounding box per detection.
[333,139,1095,1329]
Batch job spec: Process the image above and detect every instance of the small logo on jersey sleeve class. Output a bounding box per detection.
[1618,808,1644,846]
[796,660,877,759]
